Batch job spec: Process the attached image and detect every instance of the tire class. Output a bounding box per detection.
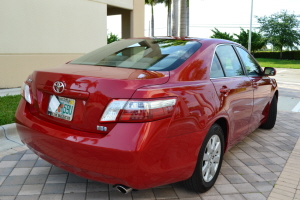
[260,95,277,129]
[182,124,224,193]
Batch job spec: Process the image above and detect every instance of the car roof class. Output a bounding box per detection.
[127,36,240,46]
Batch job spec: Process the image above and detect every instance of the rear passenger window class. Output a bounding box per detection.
[216,45,245,77]
[236,47,262,76]
[210,54,225,78]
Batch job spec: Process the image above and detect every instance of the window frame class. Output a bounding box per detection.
[210,44,248,79]
[233,45,264,77]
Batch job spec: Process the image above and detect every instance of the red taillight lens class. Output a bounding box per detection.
[119,99,176,122]
[100,98,177,123]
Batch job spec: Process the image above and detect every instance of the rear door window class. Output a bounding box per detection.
[215,45,245,77]
[210,54,225,78]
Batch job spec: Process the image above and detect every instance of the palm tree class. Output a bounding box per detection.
[180,0,187,37]
[172,0,179,36]
[163,0,172,36]
[145,0,164,36]
[180,0,189,37]
[186,0,189,36]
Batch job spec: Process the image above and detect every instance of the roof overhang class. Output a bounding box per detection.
[91,0,133,10]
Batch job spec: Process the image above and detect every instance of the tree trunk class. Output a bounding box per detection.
[172,0,178,36]
[180,0,187,37]
[167,0,172,36]
[280,46,283,59]
[187,0,189,36]
[151,4,154,36]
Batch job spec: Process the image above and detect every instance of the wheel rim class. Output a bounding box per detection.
[202,134,221,182]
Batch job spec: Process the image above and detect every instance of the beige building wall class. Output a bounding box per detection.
[0,0,144,88]
[0,0,107,54]
[0,54,85,88]
[132,0,145,38]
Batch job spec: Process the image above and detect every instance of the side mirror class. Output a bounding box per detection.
[264,67,276,76]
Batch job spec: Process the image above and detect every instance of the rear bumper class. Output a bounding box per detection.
[15,98,207,189]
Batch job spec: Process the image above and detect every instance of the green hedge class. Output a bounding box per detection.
[254,51,300,60]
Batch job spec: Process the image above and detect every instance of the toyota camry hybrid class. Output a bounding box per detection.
[15,37,278,193]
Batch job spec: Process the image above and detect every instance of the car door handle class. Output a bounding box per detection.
[220,86,230,96]
[251,80,258,89]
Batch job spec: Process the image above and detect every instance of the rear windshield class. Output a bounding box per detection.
[70,39,201,71]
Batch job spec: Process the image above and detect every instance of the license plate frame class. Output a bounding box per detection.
[47,95,76,121]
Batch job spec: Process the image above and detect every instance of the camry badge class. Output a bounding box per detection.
[53,81,65,93]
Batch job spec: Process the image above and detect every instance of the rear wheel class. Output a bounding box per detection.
[260,96,277,129]
[182,124,224,193]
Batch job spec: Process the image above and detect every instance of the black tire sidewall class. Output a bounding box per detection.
[260,95,277,129]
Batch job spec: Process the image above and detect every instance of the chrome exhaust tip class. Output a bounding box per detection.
[114,184,133,194]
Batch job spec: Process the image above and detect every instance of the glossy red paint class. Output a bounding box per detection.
[15,37,278,190]
[16,99,207,189]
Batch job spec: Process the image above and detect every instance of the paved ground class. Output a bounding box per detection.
[0,111,300,200]
[275,69,300,86]
[276,68,300,113]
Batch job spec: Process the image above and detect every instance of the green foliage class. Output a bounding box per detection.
[107,32,120,44]
[0,95,21,125]
[145,0,164,6]
[234,28,267,53]
[210,28,267,53]
[256,58,300,69]
[210,28,235,41]
[256,10,300,59]
[254,51,300,60]
[163,0,172,7]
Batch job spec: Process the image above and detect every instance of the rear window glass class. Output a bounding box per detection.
[70,39,201,71]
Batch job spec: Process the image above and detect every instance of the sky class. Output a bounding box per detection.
[107,0,300,39]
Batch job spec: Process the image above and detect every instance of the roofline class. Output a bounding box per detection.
[123,36,239,44]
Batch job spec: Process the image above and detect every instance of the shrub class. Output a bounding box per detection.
[254,51,300,60]
[107,32,120,44]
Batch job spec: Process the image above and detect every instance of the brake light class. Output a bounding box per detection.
[21,83,33,104]
[100,98,177,122]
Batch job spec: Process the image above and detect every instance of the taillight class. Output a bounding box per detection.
[21,83,33,104]
[100,100,127,122]
[100,98,177,122]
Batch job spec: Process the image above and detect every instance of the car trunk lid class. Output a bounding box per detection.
[28,64,169,133]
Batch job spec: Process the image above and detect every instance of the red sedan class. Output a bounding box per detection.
[15,37,277,193]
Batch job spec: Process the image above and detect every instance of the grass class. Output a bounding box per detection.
[0,95,22,126]
[256,58,300,69]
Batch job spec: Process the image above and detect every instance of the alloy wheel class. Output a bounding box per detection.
[202,135,221,182]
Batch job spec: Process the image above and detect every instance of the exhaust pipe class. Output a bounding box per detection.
[114,184,133,194]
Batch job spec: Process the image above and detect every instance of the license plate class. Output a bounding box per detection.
[47,96,76,121]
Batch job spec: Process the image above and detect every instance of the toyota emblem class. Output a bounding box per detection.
[53,81,65,93]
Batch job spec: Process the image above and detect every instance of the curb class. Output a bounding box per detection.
[0,123,24,152]
[0,88,21,97]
